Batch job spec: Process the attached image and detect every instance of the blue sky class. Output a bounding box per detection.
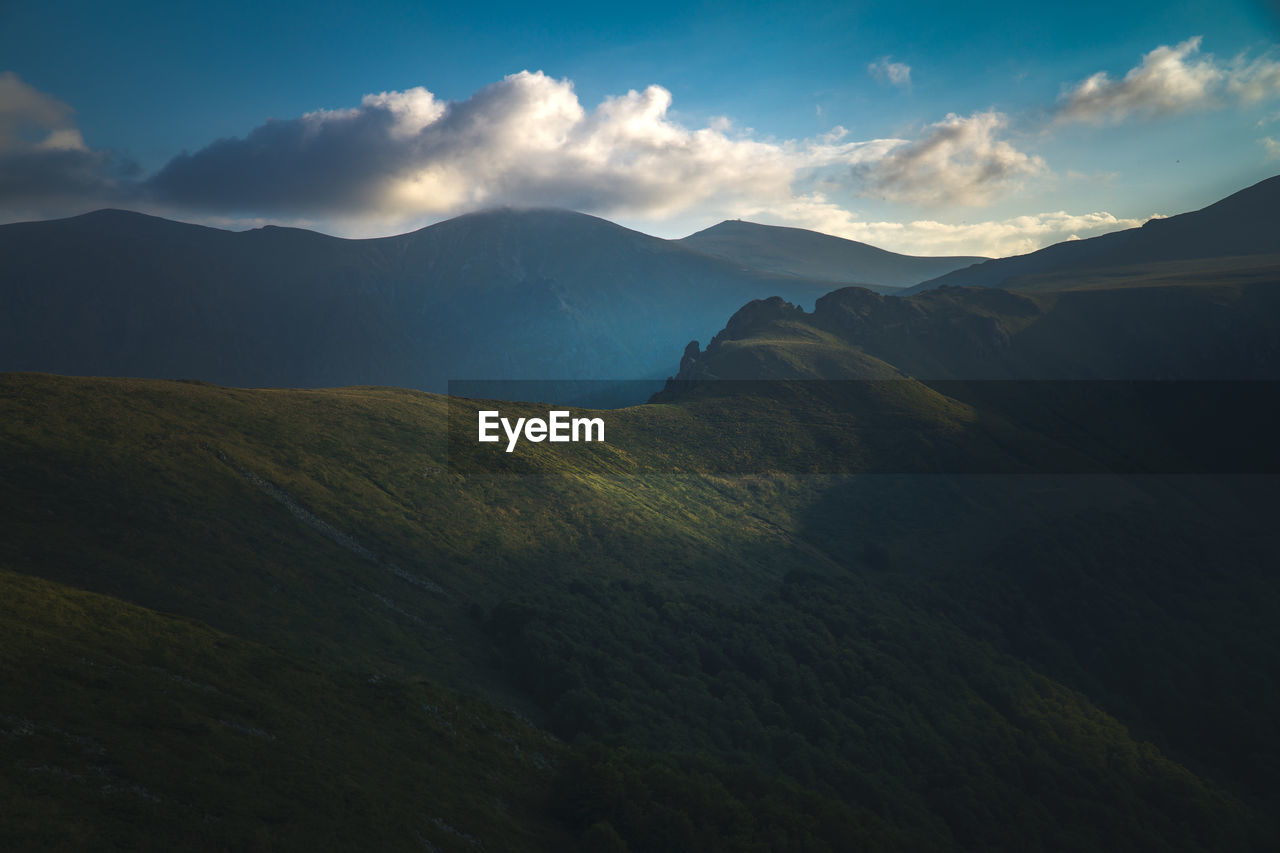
[1,0,1278,255]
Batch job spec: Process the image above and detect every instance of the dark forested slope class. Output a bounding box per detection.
[2,372,1277,850]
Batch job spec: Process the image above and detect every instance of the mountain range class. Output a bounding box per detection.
[0,207,979,400]
[2,176,1280,851]
[675,219,986,290]
[3,178,1275,398]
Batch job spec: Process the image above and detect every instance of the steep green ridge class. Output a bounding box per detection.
[3,372,1278,850]
[673,276,1280,381]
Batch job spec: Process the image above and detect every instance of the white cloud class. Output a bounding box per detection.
[868,58,912,88]
[151,70,982,225]
[0,68,1160,259]
[853,111,1046,206]
[4,69,1075,252]
[1262,136,1280,160]
[753,200,1151,257]
[1228,54,1280,103]
[1057,37,1280,124]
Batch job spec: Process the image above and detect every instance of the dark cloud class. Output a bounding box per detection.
[148,105,411,214]
[0,72,139,218]
[0,147,137,204]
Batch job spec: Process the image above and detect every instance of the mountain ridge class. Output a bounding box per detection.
[670,272,1280,382]
[677,218,986,290]
[907,174,1280,293]
[0,207,855,397]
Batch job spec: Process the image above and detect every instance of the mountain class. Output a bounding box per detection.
[4,372,1279,850]
[5,231,1280,847]
[672,262,1280,381]
[907,175,1280,293]
[0,208,842,399]
[657,264,1280,476]
[6,178,1280,851]
[677,219,986,291]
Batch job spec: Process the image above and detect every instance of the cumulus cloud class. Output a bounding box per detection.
[853,111,1046,206]
[1228,54,1280,103]
[764,203,1152,257]
[1057,37,1280,124]
[868,58,912,87]
[4,69,1057,245]
[0,72,137,216]
[1263,136,1280,160]
[148,70,922,223]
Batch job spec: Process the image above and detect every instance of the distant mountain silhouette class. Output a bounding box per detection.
[0,207,846,397]
[677,219,985,290]
[907,174,1280,293]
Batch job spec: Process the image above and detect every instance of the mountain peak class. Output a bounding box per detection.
[676,219,987,289]
[412,206,653,245]
[0,200,839,395]
[687,218,857,244]
[70,208,179,225]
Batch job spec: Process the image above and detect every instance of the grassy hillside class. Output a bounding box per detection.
[674,276,1280,381]
[0,565,568,852]
[3,372,1278,850]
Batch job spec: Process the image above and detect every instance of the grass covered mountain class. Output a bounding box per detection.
[661,266,1280,479]
[4,176,1272,395]
[906,174,1280,293]
[3,369,1279,850]
[673,269,1280,381]
[4,177,1280,851]
[677,219,986,292]
[0,208,847,397]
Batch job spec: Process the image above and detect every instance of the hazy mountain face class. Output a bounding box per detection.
[908,174,1280,293]
[677,218,987,290]
[0,208,844,396]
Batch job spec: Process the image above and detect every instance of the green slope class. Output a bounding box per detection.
[3,371,1278,850]
[0,567,568,852]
